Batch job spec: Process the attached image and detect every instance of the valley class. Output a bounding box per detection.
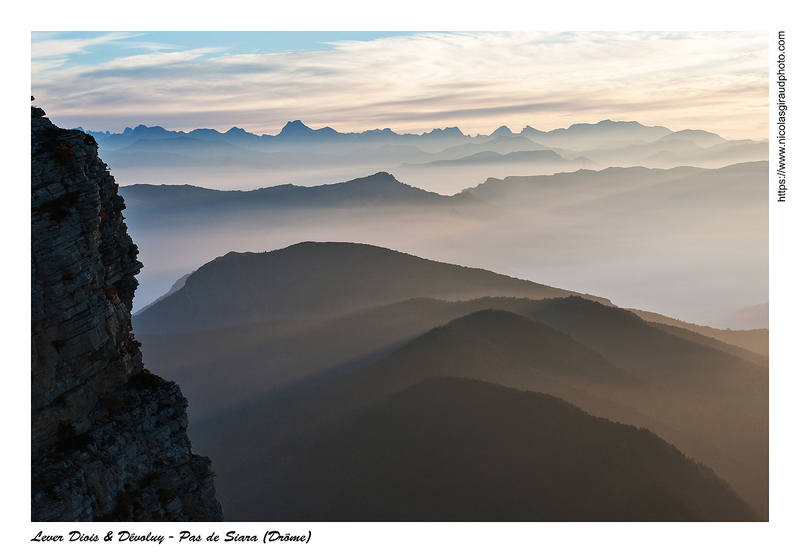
[31,30,772,529]
[134,242,768,520]
[119,120,768,521]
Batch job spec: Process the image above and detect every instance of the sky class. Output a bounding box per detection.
[11,5,800,551]
[31,31,768,140]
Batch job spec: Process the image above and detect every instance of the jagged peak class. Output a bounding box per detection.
[490,125,513,136]
[279,120,312,134]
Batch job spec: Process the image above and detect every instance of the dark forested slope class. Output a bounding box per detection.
[264,377,761,521]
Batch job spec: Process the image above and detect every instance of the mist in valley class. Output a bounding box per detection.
[121,129,768,519]
[33,30,772,525]
[120,150,767,327]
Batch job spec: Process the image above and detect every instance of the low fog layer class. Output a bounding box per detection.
[122,161,767,327]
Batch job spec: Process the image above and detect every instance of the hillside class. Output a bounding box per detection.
[132,242,609,334]
[262,377,761,521]
[122,171,495,213]
[629,309,768,365]
[141,295,768,421]
[187,301,767,519]
[466,163,765,212]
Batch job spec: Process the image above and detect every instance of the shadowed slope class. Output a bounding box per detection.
[187,299,767,519]
[629,308,768,357]
[192,309,649,519]
[519,297,765,385]
[264,377,761,521]
[639,320,767,368]
[515,296,768,515]
[133,242,609,334]
[141,296,769,421]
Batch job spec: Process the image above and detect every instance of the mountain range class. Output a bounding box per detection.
[132,241,608,335]
[97,117,768,522]
[134,242,768,521]
[86,119,673,151]
[122,171,497,216]
[120,163,767,328]
[36,96,770,524]
[89,119,767,194]
[268,376,758,521]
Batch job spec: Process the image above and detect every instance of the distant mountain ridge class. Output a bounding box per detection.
[94,118,766,196]
[400,149,575,168]
[86,118,678,152]
[717,302,769,330]
[630,308,768,358]
[121,172,494,213]
[85,119,471,151]
[520,119,673,150]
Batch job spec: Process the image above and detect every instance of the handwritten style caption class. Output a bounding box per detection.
[32,530,311,545]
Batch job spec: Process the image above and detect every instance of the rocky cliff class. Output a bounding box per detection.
[31,99,223,521]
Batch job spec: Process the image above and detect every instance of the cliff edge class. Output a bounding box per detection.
[31,99,223,521]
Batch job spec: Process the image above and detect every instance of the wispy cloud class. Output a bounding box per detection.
[86,48,224,72]
[31,32,143,62]
[31,31,768,139]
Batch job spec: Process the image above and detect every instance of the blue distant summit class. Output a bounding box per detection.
[278,120,314,136]
[277,120,341,141]
[84,119,682,153]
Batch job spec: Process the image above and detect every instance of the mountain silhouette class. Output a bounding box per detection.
[520,119,673,150]
[132,242,608,334]
[629,308,768,364]
[183,300,766,519]
[658,129,727,148]
[415,135,550,162]
[401,149,572,168]
[121,172,498,215]
[255,377,762,521]
[276,120,341,141]
[141,294,768,423]
[466,164,709,209]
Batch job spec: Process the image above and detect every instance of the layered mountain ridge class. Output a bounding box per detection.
[62,111,767,522]
[88,118,767,195]
[121,171,497,215]
[133,242,767,520]
[269,376,759,521]
[132,242,610,335]
[84,118,682,151]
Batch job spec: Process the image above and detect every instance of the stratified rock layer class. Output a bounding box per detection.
[31,102,223,521]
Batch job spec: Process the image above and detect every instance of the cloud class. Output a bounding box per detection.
[84,48,224,73]
[31,31,768,139]
[31,32,143,61]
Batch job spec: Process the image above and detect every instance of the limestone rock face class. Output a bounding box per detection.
[31,102,223,521]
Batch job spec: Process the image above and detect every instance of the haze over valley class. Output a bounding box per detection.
[114,122,768,327]
[117,117,768,521]
[97,118,768,195]
[32,31,770,525]
[134,243,768,520]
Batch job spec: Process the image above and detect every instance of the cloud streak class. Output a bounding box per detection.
[31,31,768,139]
[31,32,144,63]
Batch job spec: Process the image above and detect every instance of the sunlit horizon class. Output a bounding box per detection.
[31,31,768,141]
